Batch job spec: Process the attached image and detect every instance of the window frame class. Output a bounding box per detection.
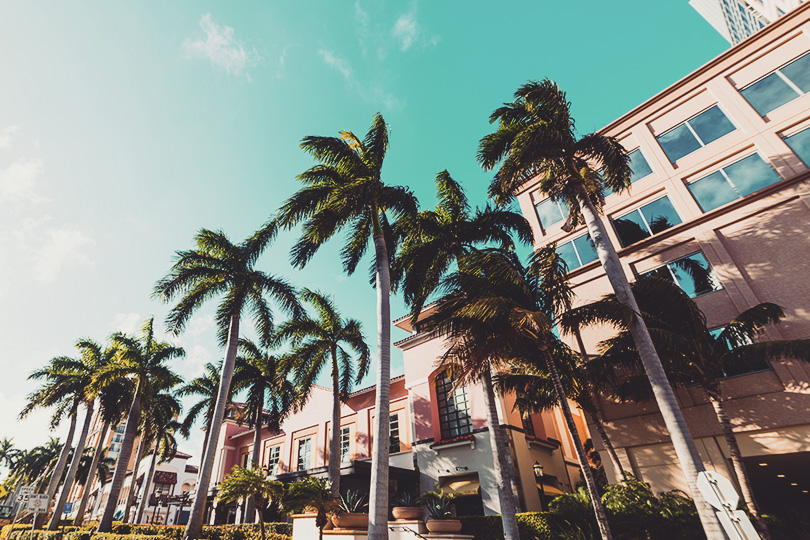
[534,198,568,231]
[339,426,351,463]
[611,195,682,248]
[296,437,312,472]
[656,105,737,163]
[708,326,771,379]
[435,369,473,440]
[389,413,401,454]
[265,445,281,474]
[638,251,723,299]
[686,152,782,212]
[739,51,810,117]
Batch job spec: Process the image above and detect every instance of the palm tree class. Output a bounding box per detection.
[74,449,116,518]
[176,362,230,460]
[231,337,303,522]
[0,439,19,470]
[134,391,182,524]
[95,317,184,532]
[478,79,724,539]
[154,226,301,540]
[276,113,418,539]
[276,290,370,497]
[9,439,63,493]
[217,466,284,540]
[568,277,810,540]
[282,477,335,540]
[424,248,614,540]
[393,169,533,318]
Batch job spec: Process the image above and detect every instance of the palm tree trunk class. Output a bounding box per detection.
[74,421,109,526]
[329,349,341,498]
[368,227,391,540]
[44,409,78,501]
[573,183,724,539]
[124,433,148,522]
[245,387,264,523]
[184,314,241,540]
[49,400,95,529]
[541,347,613,540]
[707,391,771,540]
[135,442,159,524]
[98,390,142,532]
[480,371,520,540]
[257,499,266,540]
[581,406,625,480]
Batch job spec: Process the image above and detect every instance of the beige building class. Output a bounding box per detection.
[515,1,810,521]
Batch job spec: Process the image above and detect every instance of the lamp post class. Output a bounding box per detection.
[533,461,547,512]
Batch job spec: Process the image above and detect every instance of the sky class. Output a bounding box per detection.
[0,1,728,467]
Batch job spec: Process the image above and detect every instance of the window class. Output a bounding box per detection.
[709,327,769,378]
[784,126,810,167]
[265,446,280,474]
[534,198,567,230]
[557,234,598,272]
[740,52,810,116]
[605,148,654,196]
[656,106,736,163]
[389,414,401,454]
[687,153,781,212]
[241,452,253,467]
[640,252,722,298]
[340,426,351,463]
[297,438,312,471]
[611,196,682,247]
[522,413,535,438]
[436,369,473,439]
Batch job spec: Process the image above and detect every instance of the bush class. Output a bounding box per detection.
[7,531,64,540]
[89,534,170,540]
[63,532,91,540]
[459,512,562,540]
[1,525,32,540]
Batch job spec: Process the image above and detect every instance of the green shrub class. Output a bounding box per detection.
[63,531,91,540]
[7,531,64,540]
[89,534,170,540]
[459,512,562,540]
[1,525,32,540]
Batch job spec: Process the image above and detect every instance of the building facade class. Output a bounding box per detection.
[516,1,810,520]
[691,0,806,44]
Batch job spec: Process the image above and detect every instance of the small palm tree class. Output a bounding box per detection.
[232,337,302,522]
[9,439,63,492]
[276,113,418,539]
[154,226,301,540]
[567,277,810,540]
[0,439,19,470]
[217,466,284,540]
[277,289,370,497]
[176,361,233,459]
[282,477,335,540]
[95,318,184,532]
[479,79,723,538]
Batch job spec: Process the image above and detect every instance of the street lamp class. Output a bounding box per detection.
[533,461,547,512]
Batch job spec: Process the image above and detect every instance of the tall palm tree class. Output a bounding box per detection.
[568,277,810,540]
[217,466,284,540]
[393,169,533,318]
[134,392,182,524]
[231,337,303,522]
[276,113,418,539]
[478,79,724,538]
[176,362,229,460]
[424,248,614,540]
[276,290,370,498]
[95,318,184,532]
[74,448,116,521]
[154,226,301,540]
[9,439,63,493]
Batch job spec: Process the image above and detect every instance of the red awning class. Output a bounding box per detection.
[154,471,177,484]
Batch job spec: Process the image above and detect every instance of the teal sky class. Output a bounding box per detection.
[0,1,727,463]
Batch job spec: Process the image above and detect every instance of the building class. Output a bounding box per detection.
[128,450,198,525]
[206,346,587,523]
[690,0,806,44]
[515,1,810,520]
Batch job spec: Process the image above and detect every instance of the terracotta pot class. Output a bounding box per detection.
[331,512,369,529]
[392,506,424,521]
[426,519,462,533]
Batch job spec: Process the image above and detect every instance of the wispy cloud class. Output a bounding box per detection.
[276,45,291,79]
[110,312,143,334]
[319,49,353,80]
[318,48,404,111]
[392,13,418,51]
[31,223,95,283]
[0,158,46,204]
[182,14,259,79]
[0,125,20,149]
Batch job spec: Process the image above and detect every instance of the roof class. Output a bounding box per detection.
[185,464,199,474]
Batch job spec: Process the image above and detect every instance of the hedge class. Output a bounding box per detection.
[0,525,292,540]
[459,512,591,540]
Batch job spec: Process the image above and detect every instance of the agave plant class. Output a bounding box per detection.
[337,490,369,514]
[392,491,419,507]
[418,485,456,520]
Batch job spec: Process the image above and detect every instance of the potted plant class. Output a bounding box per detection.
[419,485,461,533]
[331,490,369,530]
[392,491,424,521]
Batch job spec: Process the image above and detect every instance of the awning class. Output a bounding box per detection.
[439,473,480,496]
[154,471,177,484]
[537,482,565,495]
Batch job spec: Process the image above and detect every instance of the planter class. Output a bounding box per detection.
[392,506,424,521]
[331,512,369,529]
[426,519,462,533]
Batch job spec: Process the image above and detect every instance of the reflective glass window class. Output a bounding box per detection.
[557,233,599,271]
[657,106,735,163]
[629,148,653,182]
[612,196,682,247]
[640,252,722,298]
[689,106,736,145]
[709,327,769,377]
[534,198,566,230]
[687,154,780,212]
[781,52,810,92]
[389,414,401,454]
[297,438,311,471]
[740,52,810,116]
[784,127,810,167]
[436,368,472,439]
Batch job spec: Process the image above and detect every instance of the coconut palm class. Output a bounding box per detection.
[478,79,724,538]
[282,477,335,540]
[275,112,418,539]
[423,248,614,540]
[94,318,184,532]
[567,277,810,539]
[9,439,63,493]
[393,169,533,319]
[154,226,301,540]
[176,361,233,461]
[276,290,370,497]
[0,439,19,470]
[231,337,303,522]
[217,466,283,540]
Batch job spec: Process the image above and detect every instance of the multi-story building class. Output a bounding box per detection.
[515,1,810,520]
[690,0,806,44]
[128,450,198,525]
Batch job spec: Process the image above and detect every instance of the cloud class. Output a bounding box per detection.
[110,312,143,334]
[0,158,46,205]
[319,49,353,81]
[276,45,290,79]
[0,125,20,149]
[28,222,95,284]
[318,48,404,110]
[182,14,259,79]
[392,13,419,51]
